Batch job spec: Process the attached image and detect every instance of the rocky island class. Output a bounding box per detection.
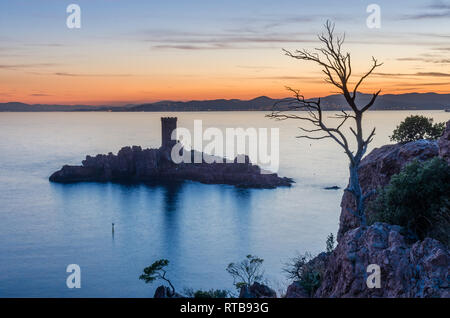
[49,117,293,189]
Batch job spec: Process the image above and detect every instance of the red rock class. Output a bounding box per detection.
[315,223,449,298]
[297,120,450,298]
[339,120,449,241]
[338,140,439,241]
[239,282,277,298]
[438,121,450,163]
[285,281,309,298]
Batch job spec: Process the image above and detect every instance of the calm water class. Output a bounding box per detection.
[0,111,448,297]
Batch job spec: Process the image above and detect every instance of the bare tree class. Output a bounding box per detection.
[268,21,383,226]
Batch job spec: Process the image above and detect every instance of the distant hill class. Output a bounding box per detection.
[1,93,449,112]
[127,96,278,112]
[318,92,450,110]
[0,102,110,112]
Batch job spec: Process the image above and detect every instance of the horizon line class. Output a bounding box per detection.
[3,91,449,107]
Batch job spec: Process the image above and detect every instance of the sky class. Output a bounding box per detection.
[0,0,449,105]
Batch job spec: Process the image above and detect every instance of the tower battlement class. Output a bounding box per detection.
[161,117,177,149]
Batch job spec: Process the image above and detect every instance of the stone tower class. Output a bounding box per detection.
[161,117,177,149]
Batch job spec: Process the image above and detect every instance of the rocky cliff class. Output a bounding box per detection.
[338,120,450,241]
[438,121,450,163]
[338,139,439,241]
[316,223,448,297]
[286,120,450,298]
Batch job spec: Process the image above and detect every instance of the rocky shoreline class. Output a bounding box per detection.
[49,145,293,189]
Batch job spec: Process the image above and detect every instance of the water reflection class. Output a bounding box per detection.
[159,182,184,258]
[231,187,253,253]
[161,181,184,213]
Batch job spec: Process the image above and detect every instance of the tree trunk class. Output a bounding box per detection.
[348,161,366,226]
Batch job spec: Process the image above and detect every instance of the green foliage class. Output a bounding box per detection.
[139,259,176,293]
[226,254,264,289]
[326,233,335,253]
[139,259,169,283]
[390,115,445,143]
[184,288,229,298]
[369,157,450,246]
[283,252,324,297]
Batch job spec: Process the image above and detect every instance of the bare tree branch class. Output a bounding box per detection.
[268,20,382,226]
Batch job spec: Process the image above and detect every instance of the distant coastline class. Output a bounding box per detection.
[1,92,450,112]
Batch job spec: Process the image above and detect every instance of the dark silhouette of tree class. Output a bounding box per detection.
[390,115,445,143]
[326,233,335,253]
[139,259,176,294]
[268,21,383,226]
[226,254,264,289]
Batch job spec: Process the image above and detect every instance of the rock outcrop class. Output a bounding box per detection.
[239,282,277,298]
[285,281,309,298]
[153,285,183,298]
[338,120,449,241]
[286,120,450,298]
[338,140,439,241]
[439,121,450,163]
[315,223,449,298]
[49,145,293,189]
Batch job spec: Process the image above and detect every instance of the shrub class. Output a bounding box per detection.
[226,254,264,289]
[184,288,229,298]
[326,233,335,253]
[390,115,445,143]
[283,252,325,297]
[369,157,450,246]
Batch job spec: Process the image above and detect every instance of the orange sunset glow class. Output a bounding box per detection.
[1,1,449,105]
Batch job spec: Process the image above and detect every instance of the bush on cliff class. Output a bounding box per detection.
[283,252,326,297]
[226,254,265,289]
[390,115,445,143]
[369,157,450,245]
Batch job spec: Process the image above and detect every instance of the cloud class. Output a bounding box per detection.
[432,47,450,51]
[151,43,231,50]
[374,72,450,77]
[136,27,317,51]
[426,0,450,10]
[0,63,58,70]
[29,93,51,97]
[25,43,66,48]
[136,21,448,51]
[253,75,322,81]
[402,1,450,20]
[396,57,450,64]
[236,65,279,72]
[402,11,450,20]
[391,82,450,87]
[53,72,132,77]
[416,72,450,77]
